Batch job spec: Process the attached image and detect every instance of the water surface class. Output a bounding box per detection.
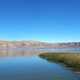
[0,56,79,80]
[0,48,79,80]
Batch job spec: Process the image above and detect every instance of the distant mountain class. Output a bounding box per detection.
[0,40,80,48]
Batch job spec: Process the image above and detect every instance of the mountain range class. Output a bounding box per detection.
[0,40,80,48]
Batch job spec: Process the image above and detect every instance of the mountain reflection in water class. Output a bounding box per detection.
[0,48,80,57]
[0,48,79,80]
[0,48,46,57]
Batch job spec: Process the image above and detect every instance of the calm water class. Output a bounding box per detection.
[0,56,79,80]
[0,48,80,80]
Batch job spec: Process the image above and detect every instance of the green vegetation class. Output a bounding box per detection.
[39,52,80,71]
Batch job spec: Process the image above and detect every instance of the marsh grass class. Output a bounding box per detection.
[39,52,80,71]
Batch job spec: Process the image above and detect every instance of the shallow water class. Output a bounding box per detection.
[0,56,79,80]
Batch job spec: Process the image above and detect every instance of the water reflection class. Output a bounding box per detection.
[0,48,80,80]
[0,48,80,57]
[39,53,80,79]
[0,48,48,57]
[0,56,79,80]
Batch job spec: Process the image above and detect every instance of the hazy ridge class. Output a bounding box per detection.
[0,40,80,48]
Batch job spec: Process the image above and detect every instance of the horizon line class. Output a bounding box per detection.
[0,40,80,43]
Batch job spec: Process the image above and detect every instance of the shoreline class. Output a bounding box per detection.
[39,52,80,72]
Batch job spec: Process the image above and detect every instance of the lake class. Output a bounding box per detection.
[0,48,80,80]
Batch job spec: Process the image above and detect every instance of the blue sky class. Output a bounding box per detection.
[0,0,80,42]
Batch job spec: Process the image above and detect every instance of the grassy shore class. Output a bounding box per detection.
[39,52,80,71]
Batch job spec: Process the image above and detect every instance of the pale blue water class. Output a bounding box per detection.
[0,56,79,80]
[0,48,80,80]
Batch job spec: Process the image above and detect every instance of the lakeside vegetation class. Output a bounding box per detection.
[39,52,80,71]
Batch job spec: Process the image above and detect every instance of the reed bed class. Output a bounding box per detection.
[39,52,80,71]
